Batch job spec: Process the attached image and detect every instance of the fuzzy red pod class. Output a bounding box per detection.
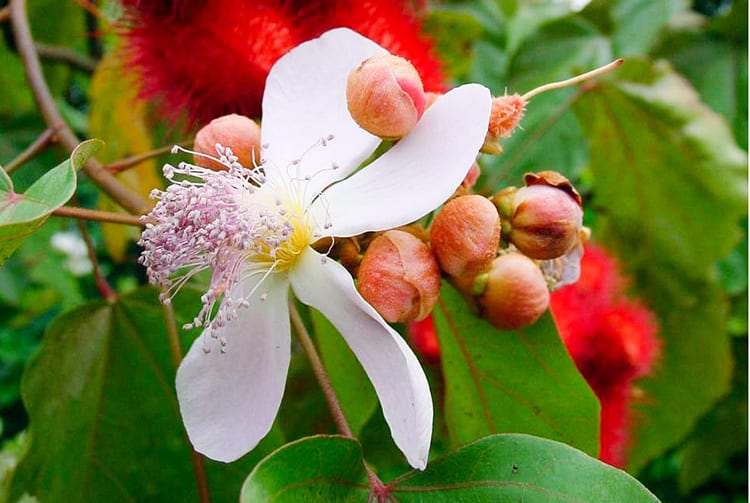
[407,315,441,363]
[119,0,446,127]
[550,242,660,468]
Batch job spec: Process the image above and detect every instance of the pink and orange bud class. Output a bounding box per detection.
[481,93,526,154]
[478,253,550,330]
[508,184,583,260]
[430,195,501,277]
[346,54,426,138]
[193,114,262,171]
[357,230,440,323]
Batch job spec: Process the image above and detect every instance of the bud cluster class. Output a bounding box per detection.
[353,170,585,331]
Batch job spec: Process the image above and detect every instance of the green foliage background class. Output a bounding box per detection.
[0,0,746,501]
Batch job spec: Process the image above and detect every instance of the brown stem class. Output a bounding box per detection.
[4,127,57,174]
[35,43,97,73]
[106,143,185,174]
[162,302,212,503]
[53,206,144,226]
[75,219,117,301]
[9,0,150,215]
[288,301,389,500]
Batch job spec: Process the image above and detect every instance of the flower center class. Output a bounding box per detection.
[244,188,313,272]
[138,144,328,344]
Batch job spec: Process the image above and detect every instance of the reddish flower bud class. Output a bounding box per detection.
[357,230,440,323]
[481,93,526,154]
[193,114,262,171]
[478,253,550,330]
[346,54,426,138]
[430,195,501,278]
[509,184,583,260]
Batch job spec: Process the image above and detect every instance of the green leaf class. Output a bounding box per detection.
[394,434,659,501]
[241,434,660,502]
[573,58,747,471]
[7,287,281,502]
[609,0,689,56]
[70,139,104,172]
[480,16,611,191]
[424,9,484,79]
[0,140,99,266]
[433,283,600,456]
[240,435,369,502]
[677,338,748,494]
[311,309,377,436]
[654,23,748,148]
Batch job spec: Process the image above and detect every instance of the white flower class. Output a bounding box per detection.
[138,28,491,470]
[51,231,92,276]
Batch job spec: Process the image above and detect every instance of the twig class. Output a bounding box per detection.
[4,127,57,174]
[9,0,150,215]
[522,59,624,101]
[53,206,144,226]
[162,302,212,503]
[75,219,117,301]
[106,143,185,174]
[35,43,97,73]
[288,301,390,502]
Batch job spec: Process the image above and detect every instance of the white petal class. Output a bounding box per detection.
[314,83,492,237]
[175,274,290,463]
[261,28,385,200]
[289,248,433,469]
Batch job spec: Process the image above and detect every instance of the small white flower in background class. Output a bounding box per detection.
[50,232,92,276]
[138,28,491,470]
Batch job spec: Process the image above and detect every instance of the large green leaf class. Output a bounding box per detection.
[573,58,747,472]
[0,140,101,266]
[676,338,748,494]
[6,287,281,502]
[433,283,600,456]
[311,309,378,436]
[654,20,748,149]
[609,0,689,56]
[241,434,660,502]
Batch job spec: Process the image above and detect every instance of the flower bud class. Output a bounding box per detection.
[508,184,583,260]
[430,195,501,277]
[193,114,262,171]
[357,230,440,323]
[346,54,426,138]
[478,253,550,330]
[481,93,526,154]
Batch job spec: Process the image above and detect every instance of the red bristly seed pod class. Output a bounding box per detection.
[193,114,262,170]
[430,195,501,277]
[346,54,427,138]
[478,253,550,330]
[357,230,441,324]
